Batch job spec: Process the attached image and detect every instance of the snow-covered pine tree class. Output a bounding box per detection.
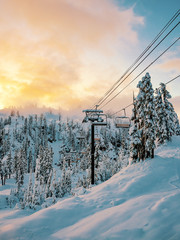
[24,169,33,208]
[120,129,130,163]
[54,177,62,198]
[44,147,53,184]
[65,167,72,194]
[82,175,88,188]
[60,167,67,197]
[45,170,53,198]
[27,149,33,173]
[50,169,57,204]
[86,168,91,186]
[76,176,83,188]
[23,117,28,134]
[154,88,167,145]
[32,157,41,207]
[159,82,177,141]
[173,112,180,135]
[7,150,12,178]
[136,73,156,160]
[28,115,33,137]
[129,98,141,163]
[0,157,8,185]
[37,145,53,185]
[14,149,26,192]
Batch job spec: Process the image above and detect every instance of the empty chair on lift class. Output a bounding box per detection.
[76,133,85,140]
[94,133,100,141]
[76,129,85,140]
[115,116,130,128]
[115,108,130,128]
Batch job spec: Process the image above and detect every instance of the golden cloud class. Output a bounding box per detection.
[157,58,180,74]
[0,0,144,112]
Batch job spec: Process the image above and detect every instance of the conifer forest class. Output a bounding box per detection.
[0,73,179,210]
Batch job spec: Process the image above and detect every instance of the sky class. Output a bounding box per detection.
[0,0,179,117]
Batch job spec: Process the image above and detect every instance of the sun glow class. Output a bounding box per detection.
[0,104,5,109]
[0,0,146,114]
[0,0,179,116]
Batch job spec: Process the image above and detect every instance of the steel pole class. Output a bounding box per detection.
[91,124,95,184]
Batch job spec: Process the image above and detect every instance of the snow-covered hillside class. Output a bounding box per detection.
[0,136,180,240]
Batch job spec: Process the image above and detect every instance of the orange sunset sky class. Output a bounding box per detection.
[0,0,179,117]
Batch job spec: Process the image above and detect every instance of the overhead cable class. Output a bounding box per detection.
[101,37,180,109]
[111,103,133,117]
[97,22,180,108]
[166,74,180,85]
[91,9,180,109]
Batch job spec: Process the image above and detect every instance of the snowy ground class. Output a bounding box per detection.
[0,136,180,240]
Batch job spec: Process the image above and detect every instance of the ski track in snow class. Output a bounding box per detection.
[0,136,180,239]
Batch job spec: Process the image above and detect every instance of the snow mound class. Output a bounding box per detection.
[0,136,180,240]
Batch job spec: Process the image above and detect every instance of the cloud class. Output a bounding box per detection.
[0,0,144,113]
[157,58,180,74]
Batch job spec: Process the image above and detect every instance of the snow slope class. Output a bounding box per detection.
[0,136,180,240]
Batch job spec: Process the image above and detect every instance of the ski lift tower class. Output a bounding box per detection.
[82,105,107,184]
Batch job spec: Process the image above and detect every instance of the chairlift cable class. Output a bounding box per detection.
[97,22,180,108]
[92,11,179,109]
[165,74,180,85]
[101,37,180,109]
[91,9,180,109]
[111,103,133,117]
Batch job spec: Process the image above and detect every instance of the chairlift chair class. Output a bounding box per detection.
[70,150,77,154]
[94,134,101,141]
[81,151,86,154]
[115,109,130,128]
[76,134,85,140]
[82,108,107,124]
[76,127,85,139]
[82,108,103,123]
[115,116,130,128]
[88,114,99,122]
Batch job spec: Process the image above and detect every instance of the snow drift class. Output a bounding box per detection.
[0,136,180,240]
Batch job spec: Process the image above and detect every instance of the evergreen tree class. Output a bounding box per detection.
[44,147,53,184]
[60,167,67,197]
[173,112,180,135]
[45,170,53,198]
[24,169,33,208]
[155,82,179,143]
[7,150,12,178]
[27,149,33,173]
[32,157,41,207]
[129,100,141,163]
[154,88,167,145]
[160,83,175,141]
[50,169,57,203]
[14,149,26,192]
[0,157,8,185]
[65,167,72,193]
[136,73,156,160]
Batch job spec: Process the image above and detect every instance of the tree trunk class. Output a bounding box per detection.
[151,149,154,158]
[4,176,6,185]
[1,174,4,185]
